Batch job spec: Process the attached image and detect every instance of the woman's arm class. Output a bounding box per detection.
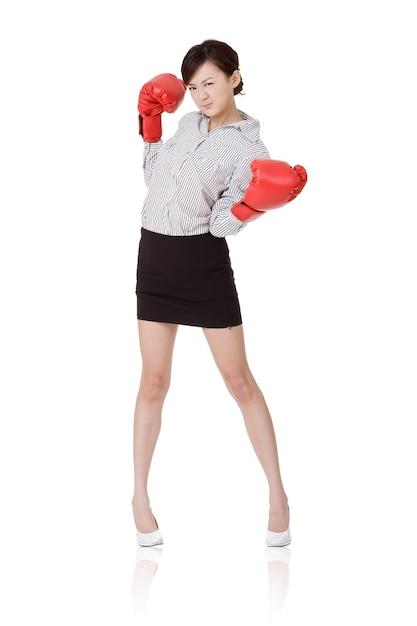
[142,140,163,186]
[209,152,269,237]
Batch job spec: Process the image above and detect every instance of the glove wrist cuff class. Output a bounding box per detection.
[231,203,264,223]
[138,114,162,142]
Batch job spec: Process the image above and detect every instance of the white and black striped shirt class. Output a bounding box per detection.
[141,110,270,237]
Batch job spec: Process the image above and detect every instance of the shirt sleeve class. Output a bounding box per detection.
[209,150,270,238]
[142,140,163,186]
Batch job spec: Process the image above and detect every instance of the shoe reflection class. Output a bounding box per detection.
[132,545,289,622]
[265,547,290,622]
[132,546,164,621]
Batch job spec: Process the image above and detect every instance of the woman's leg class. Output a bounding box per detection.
[203,324,289,533]
[132,320,178,533]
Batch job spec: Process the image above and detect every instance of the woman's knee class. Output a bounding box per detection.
[224,372,257,405]
[139,372,170,403]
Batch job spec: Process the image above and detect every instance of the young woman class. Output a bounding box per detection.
[133,40,306,548]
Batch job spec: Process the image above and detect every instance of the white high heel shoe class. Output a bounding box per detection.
[265,509,291,547]
[136,517,164,547]
[265,527,291,547]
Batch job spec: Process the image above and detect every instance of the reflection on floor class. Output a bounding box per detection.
[132,545,290,623]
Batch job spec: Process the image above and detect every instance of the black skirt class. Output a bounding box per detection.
[136,228,242,328]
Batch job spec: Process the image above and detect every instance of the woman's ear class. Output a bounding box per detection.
[231,70,241,86]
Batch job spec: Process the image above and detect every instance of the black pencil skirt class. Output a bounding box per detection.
[136,228,242,328]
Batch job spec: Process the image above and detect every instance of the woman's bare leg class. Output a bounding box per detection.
[132,320,178,533]
[203,324,289,533]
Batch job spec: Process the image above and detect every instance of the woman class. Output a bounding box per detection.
[133,39,306,548]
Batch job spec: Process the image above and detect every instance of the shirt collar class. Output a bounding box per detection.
[233,110,262,142]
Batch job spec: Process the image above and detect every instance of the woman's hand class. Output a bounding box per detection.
[138,74,186,142]
[231,159,308,222]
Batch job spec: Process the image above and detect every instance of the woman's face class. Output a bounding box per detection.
[186,60,240,120]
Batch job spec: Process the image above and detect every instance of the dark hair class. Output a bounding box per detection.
[181,39,244,96]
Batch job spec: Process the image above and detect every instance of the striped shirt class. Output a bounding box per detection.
[141,110,270,237]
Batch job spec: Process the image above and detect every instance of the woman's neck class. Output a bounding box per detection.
[208,109,242,131]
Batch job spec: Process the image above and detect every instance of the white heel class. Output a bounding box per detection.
[265,527,291,547]
[265,508,291,547]
[136,517,164,547]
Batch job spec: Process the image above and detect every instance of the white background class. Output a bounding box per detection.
[1,1,416,624]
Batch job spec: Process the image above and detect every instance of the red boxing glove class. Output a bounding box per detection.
[138,73,186,142]
[231,159,308,222]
